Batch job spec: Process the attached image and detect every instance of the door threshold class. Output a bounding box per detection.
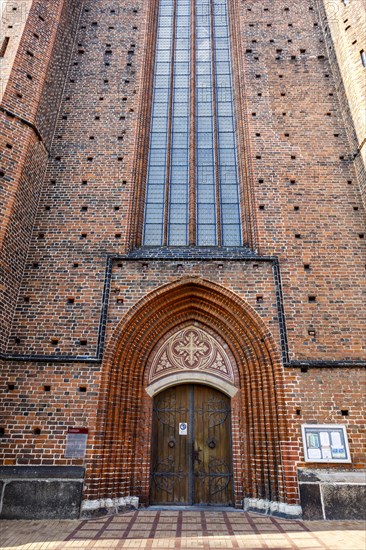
[146,505,242,512]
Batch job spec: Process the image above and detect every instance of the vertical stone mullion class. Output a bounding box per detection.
[131,0,160,248]
[209,0,222,247]
[227,0,254,249]
[189,0,197,245]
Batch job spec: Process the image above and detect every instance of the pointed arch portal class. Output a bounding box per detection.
[86,278,300,514]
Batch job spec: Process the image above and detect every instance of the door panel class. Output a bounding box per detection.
[150,385,189,504]
[193,385,232,505]
[150,384,232,505]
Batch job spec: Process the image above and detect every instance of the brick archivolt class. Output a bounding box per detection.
[106,277,280,369]
[87,278,295,506]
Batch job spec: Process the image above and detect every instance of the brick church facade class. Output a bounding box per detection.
[0,0,365,520]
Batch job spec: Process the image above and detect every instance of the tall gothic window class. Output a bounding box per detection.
[143,0,242,246]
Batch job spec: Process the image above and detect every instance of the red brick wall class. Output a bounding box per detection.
[321,0,366,205]
[0,121,46,351]
[0,0,83,350]
[285,367,365,469]
[0,0,33,101]
[0,361,101,467]
[3,0,364,362]
[0,0,365,511]
[1,262,364,506]
[3,0,150,356]
[237,0,365,361]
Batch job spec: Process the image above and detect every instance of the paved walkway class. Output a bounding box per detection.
[1,510,365,550]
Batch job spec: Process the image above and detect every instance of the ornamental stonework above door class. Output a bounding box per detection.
[148,325,236,385]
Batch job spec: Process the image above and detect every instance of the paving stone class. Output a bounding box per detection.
[1,510,366,549]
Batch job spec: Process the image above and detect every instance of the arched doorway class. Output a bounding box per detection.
[86,278,299,515]
[151,384,233,506]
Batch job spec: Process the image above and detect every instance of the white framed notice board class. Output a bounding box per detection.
[301,424,351,463]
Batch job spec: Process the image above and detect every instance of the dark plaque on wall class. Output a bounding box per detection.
[65,428,89,458]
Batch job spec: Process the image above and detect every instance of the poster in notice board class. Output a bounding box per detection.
[301,424,351,463]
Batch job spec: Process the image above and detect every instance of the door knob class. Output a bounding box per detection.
[207,437,217,449]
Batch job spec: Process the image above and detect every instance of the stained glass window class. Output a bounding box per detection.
[143,0,242,246]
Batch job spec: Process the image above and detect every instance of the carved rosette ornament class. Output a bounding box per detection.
[149,326,235,384]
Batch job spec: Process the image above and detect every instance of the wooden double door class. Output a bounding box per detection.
[150,384,233,506]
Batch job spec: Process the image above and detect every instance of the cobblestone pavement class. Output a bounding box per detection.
[1,510,365,550]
